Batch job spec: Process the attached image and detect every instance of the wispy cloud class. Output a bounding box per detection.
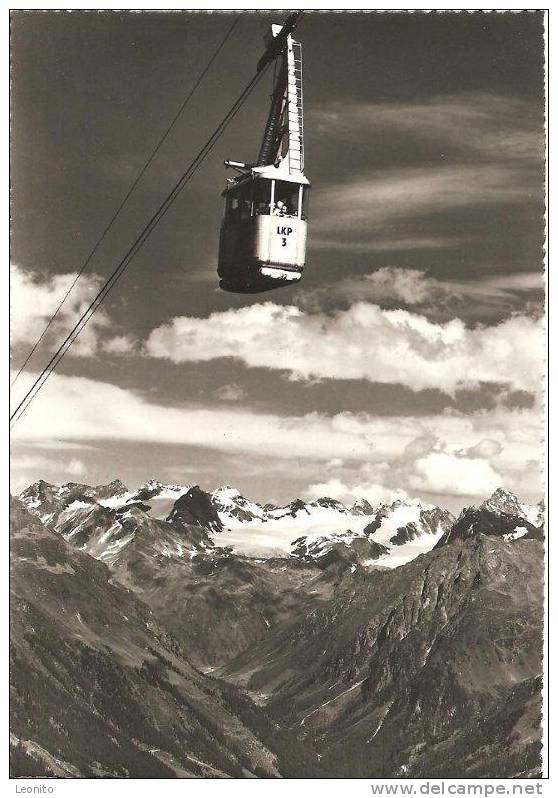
[11,372,543,502]
[309,92,543,252]
[298,267,544,323]
[312,93,543,162]
[311,163,540,240]
[309,236,465,253]
[12,371,376,462]
[10,451,88,494]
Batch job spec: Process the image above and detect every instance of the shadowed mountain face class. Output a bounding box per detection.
[17,480,217,567]
[436,508,543,547]
[167,486,223,532]
[9,498,292,778]
[112,550,341,670]
[16,481,352,668]
[222,535,543,778]
[11,481,545,778]
[10,498,333,779]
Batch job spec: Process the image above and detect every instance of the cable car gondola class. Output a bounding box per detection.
[218,14,310,293]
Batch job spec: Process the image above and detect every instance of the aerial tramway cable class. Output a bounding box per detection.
[11,14,240,390]
[10,63,271,427]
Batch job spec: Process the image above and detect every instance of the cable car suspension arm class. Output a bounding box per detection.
[257,59,288,166]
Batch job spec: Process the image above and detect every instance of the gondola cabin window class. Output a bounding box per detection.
[217,19,309,292]
[224,179,309,222]
[273,180,300,217]
[226,186,252,223]
[254,179,272,215]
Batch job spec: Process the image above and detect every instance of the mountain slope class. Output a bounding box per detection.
[10,498,285,778]
[13,479,545,778]
[18,480,216,567]
[16,482,347,670]
[222,533,543,777]
[119,552,342,670]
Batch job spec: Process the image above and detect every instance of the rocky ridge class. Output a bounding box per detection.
[12,481,545,777]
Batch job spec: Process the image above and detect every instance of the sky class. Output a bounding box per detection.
[10,10,546,511]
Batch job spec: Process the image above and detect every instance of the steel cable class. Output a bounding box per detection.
[11,14,240,388]
[10,65,269,426]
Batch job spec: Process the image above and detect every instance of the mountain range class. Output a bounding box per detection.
[11,479,544,778]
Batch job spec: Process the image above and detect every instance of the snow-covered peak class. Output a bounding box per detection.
[143,479,164,491]
[212,485,240,499]
[481,488,524,517]
[267,497,350,522]
[19,480,97,516]
[211,485,266,524]
[96,479,193,517]
[19,480,56,508]
[480,488,544,527]
[95,479,128,496]
[284,499,454,570]
[350,498,376,516]
[139,479,188,494]
[91,480,131,507]
[360,500,454,569]
[123,481,192,520]
[311,497,350,512]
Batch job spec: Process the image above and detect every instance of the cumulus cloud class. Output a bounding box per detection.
[145,301,543,395]
[393,421,540,499]
[408,451,502,497]
[361,268,446,305]
[10,265,137,359]
[457,438,503,459]
[10,264,110,356]
[66,458,86,477]
[305,409,542,503]
[103,335,138,355]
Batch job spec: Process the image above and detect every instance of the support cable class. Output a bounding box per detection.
[10,14,240,388]
[10,65,269,426]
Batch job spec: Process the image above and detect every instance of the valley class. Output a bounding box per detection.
[10,479,545,778]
